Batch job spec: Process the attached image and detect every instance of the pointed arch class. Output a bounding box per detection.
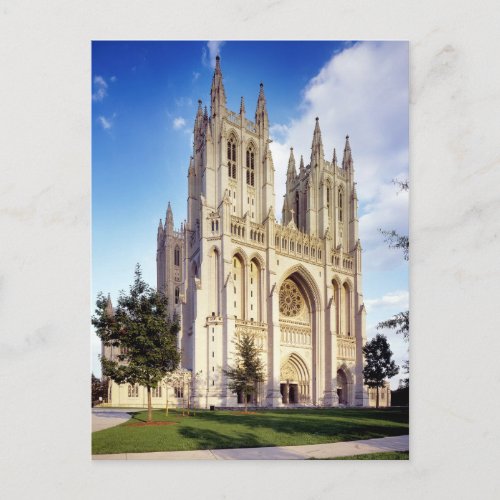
[336,363,354,406]
[209,245,220,315]
[232,251,246,320]
[337,185,344,222]
[227,131,238,180]
[278,263,322,312]
[231,247,249,267]
[246,141,256,186]
[248,252,265,270]
[280,352,311,404]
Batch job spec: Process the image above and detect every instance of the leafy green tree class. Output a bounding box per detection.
[224,333,265,413]
[92,264,181,422]
[91,373,107,406]
[362,334,399,408]
[378,178,409,387]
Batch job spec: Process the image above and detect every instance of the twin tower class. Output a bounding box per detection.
[157,56,368,408]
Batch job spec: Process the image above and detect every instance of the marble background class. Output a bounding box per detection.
[1,1,499,498]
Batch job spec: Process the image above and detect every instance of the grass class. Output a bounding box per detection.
[92,407,408,455]
[314,450,409,460]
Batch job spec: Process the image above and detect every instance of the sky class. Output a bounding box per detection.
[92,41,409,389]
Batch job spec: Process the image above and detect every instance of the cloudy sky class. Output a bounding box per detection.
[92,41,409,388]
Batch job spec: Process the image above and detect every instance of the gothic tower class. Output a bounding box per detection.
[162,57,368,408]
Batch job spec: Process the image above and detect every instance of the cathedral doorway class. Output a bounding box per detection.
[279,353,310,405]
[337,368,349,405]
[280,383,299,404]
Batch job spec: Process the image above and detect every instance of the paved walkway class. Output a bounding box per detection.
[93,434,409,460]
[92,408,137,432]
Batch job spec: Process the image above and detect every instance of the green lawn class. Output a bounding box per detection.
[316,450,409,460]
[92,407,408,455]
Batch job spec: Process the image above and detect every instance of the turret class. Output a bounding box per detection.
[342,135,353,170]
[286,147,297,183]
[311,117,324,166]
[157,218,164,242]
[210,55,226,117]
[166,202,174,234]
[255,82,269,131]
[282,195,290,225]
[332,148,338,168]
[299,155,305,176]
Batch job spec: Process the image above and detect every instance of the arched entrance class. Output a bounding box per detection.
[336,367,352,405]
[280,353,310,404]
[277,266,321,405]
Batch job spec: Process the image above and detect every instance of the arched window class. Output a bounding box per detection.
[227,136,237,179]
[246,144,255,186]
[174,246,180,267]
[175,287,180,304]
[327,186,331,216]
[338,188,343,222]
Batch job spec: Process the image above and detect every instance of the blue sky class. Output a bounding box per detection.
[92,41,409,388]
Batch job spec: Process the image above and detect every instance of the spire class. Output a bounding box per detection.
[255,82,268,126]
[311,117,324,163]
[287,147,297,179]
[299,155,305,175]
[240,96,245,115]
[105,294,114,318]
[282,195,289,223]
[194,99,204,134]
[166,202,174,226]
[342,134,353,169]
[332,148,338,167]
[210,55,226,114]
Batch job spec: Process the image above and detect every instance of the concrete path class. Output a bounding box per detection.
[93,434,409,460]
[92,409,137,432]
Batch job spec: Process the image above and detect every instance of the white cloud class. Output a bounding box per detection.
[97,115,112,130]
[202,41,225,69]
[92,75,108,101]
[192,71,200,82]
[269,41,408,271]
[365,290,409,313]
[110,75,117,82]
[173,116,186,130]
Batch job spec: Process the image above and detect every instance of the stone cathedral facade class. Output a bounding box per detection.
[154,57,368,409]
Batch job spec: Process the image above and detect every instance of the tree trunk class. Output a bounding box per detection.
[376,386,379,409]
[147,386,153,422]
[165,385,169,416]
[245,391,248,414]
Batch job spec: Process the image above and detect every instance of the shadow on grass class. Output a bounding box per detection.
[179,426,272,450]
[190,408,409,443]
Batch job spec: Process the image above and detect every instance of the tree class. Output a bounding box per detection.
[378,178,409,387]
[362,334,399,408]
[91,373,107,406]
[224,333,265,413]
[92,264,181,422]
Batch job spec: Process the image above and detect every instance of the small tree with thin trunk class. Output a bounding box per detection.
[362,334,399,408]
[92,264,181,423]
[224,333,265,413]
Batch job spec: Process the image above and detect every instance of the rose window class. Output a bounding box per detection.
[279,279,304,317]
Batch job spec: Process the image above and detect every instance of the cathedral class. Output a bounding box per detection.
[106,56,375,408]
[156,56,369,408]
